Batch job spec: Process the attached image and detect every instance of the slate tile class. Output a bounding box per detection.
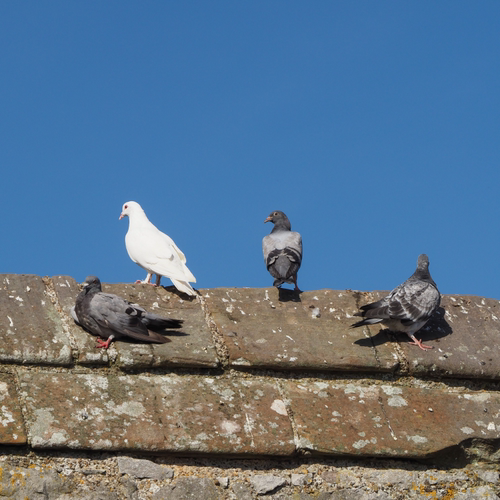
[285,380,500,459]
[0,373,26,445]
[202,288,398,373]
[19,372,294,455]
[0,274,72,365]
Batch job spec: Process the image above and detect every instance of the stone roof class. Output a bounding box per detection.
[1,273,500,498]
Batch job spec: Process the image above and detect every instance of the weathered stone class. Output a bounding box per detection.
[203,288,398,373]
[355,292,500,380]
[0,466,73,499]
[477,470,500,483]
[117,456,173,479]
[365,469,418,488]
[291,473,308,486]
[285,380,500,459]
[331,490,390,500]
[217,476,230,488]
[103,283,218,369]
[0,373,26,445]
[249,474,287,494]
[453,485,499,499]
[0,274,72,365]
[404,295,500,380]
[291,494,334,500]
[19,372,294,455]
[152,477,218,500]
[58,487,122,500]
[231,482,254,500]
[51,275,109,365]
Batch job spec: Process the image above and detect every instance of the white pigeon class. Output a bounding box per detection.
[119,201,197,296]
[351,254,440,350]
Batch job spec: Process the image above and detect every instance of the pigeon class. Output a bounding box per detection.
[351,254,440,350]
[71,275,183,349]
[263,210,302,291]
[119,201,197,296]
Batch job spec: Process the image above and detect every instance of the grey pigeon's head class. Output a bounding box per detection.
[264,211,291,230]
[416,254,430,270]
[82,275,102,292]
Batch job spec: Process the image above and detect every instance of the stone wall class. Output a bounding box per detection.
[0,274,499,499]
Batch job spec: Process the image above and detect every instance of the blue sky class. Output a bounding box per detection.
[2,1,499,298]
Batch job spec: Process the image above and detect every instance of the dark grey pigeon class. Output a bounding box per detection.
[263,211,302,291]
[71,275,183,349]
[351,254,440,350]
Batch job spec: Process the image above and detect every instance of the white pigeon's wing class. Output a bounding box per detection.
[168,237,196,282]
[126,226,193,282]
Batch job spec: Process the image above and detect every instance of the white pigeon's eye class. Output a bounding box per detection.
[124,204,128,209]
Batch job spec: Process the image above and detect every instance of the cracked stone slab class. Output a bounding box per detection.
[19,372,294,455]
[0,274,72,365]
[284,380,500,460]
[358,292,500,380]
[0,373,26,445]
[52,277,218,369]
[202,288,398,373]
[101,283,218,369]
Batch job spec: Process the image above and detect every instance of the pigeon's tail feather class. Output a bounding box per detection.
[273,255,293,279]
[170,279,197,296]
[273,277,286,287]
[122,329,171,344]
[142,313,183,331]
[351,317,384,328]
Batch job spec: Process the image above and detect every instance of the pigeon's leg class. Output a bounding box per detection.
[292,275,302,292]
[136,273,154,285]
[154,274,162,287]
[408,335,434,350]
[96,336,115,349]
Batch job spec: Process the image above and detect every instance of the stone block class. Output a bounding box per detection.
[0,373,26,445]
[356,292,500,380]
[405,295,500,380]
[202,288,398,373]
[284,380,500,459]
[19,372,294,455]
[0,274,72,365]
[103,283,218,369]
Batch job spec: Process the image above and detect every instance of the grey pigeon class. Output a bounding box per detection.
[351,254,440,350]
[71,275,183,349]
[263,210,302,291]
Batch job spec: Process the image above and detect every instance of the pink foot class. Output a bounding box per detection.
[408,338,434,350]
[96,337,113,349]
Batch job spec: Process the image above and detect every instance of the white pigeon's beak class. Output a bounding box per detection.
[119,213,126,220]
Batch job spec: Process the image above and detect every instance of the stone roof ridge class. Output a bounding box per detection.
[0,273,499,470]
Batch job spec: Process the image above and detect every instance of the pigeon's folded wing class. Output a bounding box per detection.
[387,281,440,324]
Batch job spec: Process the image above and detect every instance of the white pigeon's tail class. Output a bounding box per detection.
[171,278,197,296]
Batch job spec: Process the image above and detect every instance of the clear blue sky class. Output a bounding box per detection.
[2,1,499,298]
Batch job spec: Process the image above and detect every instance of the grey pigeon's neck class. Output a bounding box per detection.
[85,284,101,296]
[413,265,436,286]
[271,219,291,233]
